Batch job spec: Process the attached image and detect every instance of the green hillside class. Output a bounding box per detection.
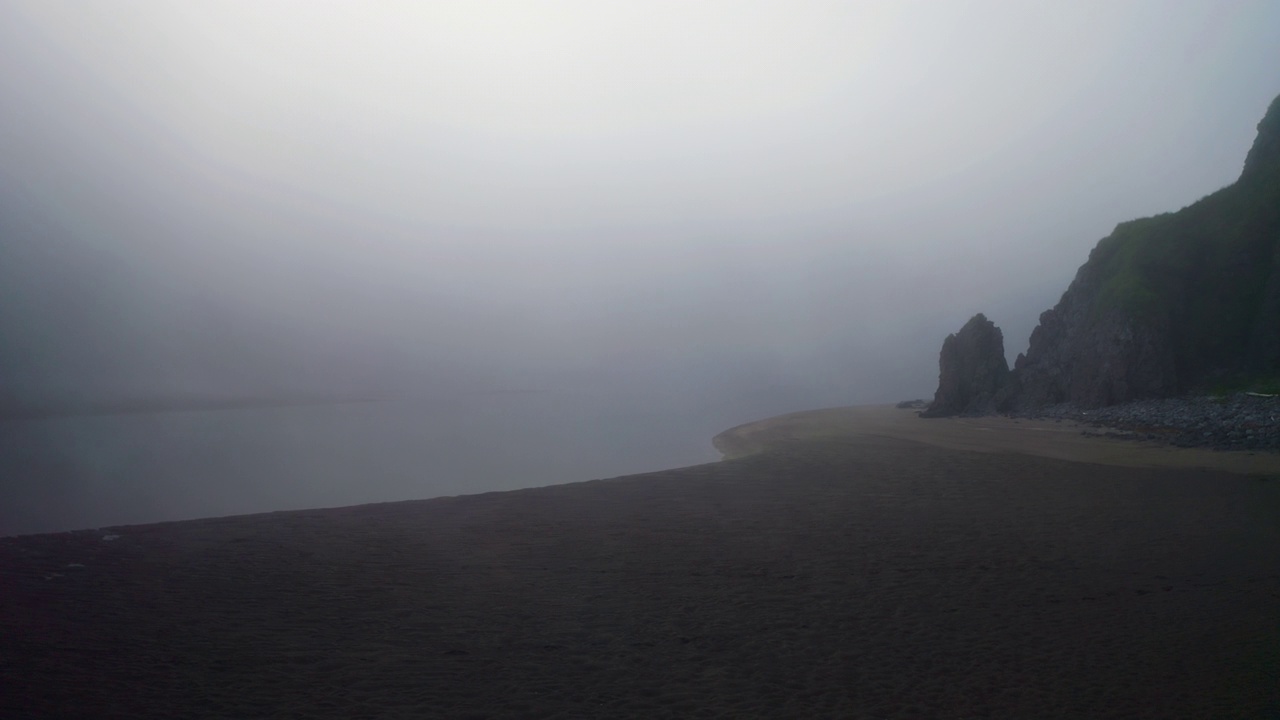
[1012,94,1280,404]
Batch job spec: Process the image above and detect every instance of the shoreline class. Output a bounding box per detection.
[714,404,1280,475]
[3,427,1277,717]
[5,402,1275,540]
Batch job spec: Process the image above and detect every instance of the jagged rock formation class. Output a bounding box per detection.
[924,93,1280,413]
[1007,271,1178,408]
[922,314,1010,417]
[1006,93,1280,408]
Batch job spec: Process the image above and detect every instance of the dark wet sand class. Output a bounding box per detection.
[3,414,1279,718]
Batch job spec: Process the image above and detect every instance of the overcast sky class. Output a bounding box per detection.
[2,0,1279,405]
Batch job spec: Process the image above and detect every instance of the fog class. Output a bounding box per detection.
[2,1,1278,534]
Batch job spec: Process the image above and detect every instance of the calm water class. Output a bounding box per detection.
[0,389,793,536]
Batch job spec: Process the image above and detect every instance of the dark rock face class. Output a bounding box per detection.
[922,314,1010,417]
[999,92,1280,410]
[1248,234,1280,369]
[1007,270,1177,409]
[923,95,1280,415]
[1241,92,1280,183]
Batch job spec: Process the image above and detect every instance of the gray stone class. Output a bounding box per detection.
[922,313,1010,417]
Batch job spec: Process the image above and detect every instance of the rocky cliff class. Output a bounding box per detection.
[922,313,1009,417]
[927,93,1280,412]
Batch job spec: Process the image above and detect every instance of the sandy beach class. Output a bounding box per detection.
[2,406,1278,718]
[714,404,1280,475]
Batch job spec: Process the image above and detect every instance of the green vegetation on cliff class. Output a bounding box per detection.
[1049,93,1280,395]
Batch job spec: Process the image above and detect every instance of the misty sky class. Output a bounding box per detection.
[2,0,1279,406]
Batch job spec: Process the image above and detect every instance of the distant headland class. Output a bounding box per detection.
[921,93,1280,435]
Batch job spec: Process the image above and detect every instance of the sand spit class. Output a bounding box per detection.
[714,404,1280,475]
[2,412,1278,718]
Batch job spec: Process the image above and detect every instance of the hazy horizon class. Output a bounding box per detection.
[2,1,1278,531]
